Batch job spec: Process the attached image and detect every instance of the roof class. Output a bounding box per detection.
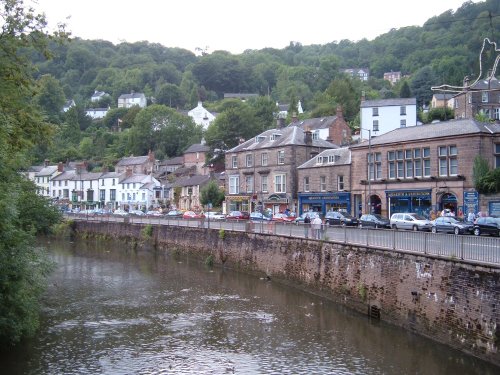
[184,143,210,153]
[73,172,102,180]
[162,156,184,166]
[51,170,76,181]
[35,166,58,176]
[227,125,337,153]
[100,172,122,179]
[360,98,416,108]
[116,155,150,166]
[172,174,211,187]
[469,76,500,90]
[118,92,146,99]
[432,93,454,100]
[224,93,259,99]
[298,148,351,169]
[121,174,151,184]
[352,119,500,147]
[294,116,337,131]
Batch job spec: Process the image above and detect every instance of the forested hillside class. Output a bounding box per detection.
[28,0,499,168]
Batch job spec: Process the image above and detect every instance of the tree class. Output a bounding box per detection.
[200,180,225,208]
[410,66,438,107]
[0,0,67,346]
[399,81,412,98]
[33,74,66,124]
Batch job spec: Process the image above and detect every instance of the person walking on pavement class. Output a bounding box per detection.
[312,216,323,240]
[304,214,311,238]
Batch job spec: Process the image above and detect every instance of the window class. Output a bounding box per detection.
[320,176,327,191]
[246,154,253,167]
[112,179,115,186]
[303,176,310,192]
[101,179,104,186]
[482,92,489,103]
[438,145,458,176]
[245,175,254,193]
[495,144,500,168]
[337,175,344,191]
[495,108,500,120]
[231,155,237,168]
[271,133,282,141]
[255,135,266,143]
[312,131,319,140]
[277,150,285,164]
[388,148,430,179]
[274,174,286,193]
[373,120,379,132]
[99,190,105,201]
[229,175,239,194]
[400,106,406,115]
[368,152,382,180]
[261,175,268,192]
[400,119,406,127]
[110,189,116,201]
[468,93,471,104]
[261,152,268,166]
[372,108,379,116]
[414,159,422,177]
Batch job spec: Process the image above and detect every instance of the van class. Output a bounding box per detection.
[390,212,431,231]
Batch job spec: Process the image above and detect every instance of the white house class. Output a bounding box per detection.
[91,90,109,102]
[118,173,161,210]
[343,68,370,81]
[70,171,102,208]
[85,107,109,120]
[188,101,216,129]
[62,99,75,112]
[51,169,76,201]
[360,98,417,138]
[98,171,122,209]
[34,163,61,197]
[118,91,147,108]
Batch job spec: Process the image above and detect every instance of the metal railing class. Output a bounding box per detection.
[66,214,500,267]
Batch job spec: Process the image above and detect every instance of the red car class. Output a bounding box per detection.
[182,211,205,219]
[226,211,250,220]
[272,213,295,222]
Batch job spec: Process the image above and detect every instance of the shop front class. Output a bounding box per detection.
[226,194,251,213]
[386,189,432,218]
[298,192,351,216]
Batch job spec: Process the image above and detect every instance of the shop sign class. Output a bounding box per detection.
[463,191,479,216]
[386,190,431,198]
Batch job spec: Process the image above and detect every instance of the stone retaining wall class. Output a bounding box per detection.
[73,221,500,366]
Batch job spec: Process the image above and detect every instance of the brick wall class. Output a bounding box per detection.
[74,221,500,366]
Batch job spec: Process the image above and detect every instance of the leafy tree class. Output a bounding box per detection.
[0,0,66,346]
[200,180,225,208]
[425,107,454,123]
[33,74,66,124]
[472,155,490,188]
[410,66,438,107]
[399,81,412,98]
[156,83,185,108]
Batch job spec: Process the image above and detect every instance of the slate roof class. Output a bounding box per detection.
[469,76,500,90]
[184,143,210,153]
[352,119,500,148]
[116,155,150,166]
[433,93,454,100]
[118,92,146,99]
[293,116,337,131]
[172,174,211,187]
[121,174,151,184]
[298,148,351,169]
[35,166,58,176]
[72,172,102,180]
[360,98,416,108]
[162,156,184,166]
[100,172,122,179]
[52,170,76,181]
[227,125,337,153]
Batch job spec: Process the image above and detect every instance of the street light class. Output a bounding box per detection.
[361,128,372,215]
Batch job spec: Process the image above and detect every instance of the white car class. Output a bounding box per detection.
[205,211,226,220]
[390,212,431,231]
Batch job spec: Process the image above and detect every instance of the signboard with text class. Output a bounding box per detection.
[463,191,479,216]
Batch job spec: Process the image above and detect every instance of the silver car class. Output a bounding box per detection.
[390,212,431,231]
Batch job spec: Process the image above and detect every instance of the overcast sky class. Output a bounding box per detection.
[35,0,479,54]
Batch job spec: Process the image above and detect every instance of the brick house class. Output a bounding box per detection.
[350,119,500,219]
[297,148,351,215]
[224,124,336,214]
[183,143,210,175]
[452,76,500,120]
[115,151,156,174]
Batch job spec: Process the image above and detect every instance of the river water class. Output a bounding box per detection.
[1,239,497,375]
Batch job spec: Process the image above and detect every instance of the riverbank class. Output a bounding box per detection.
[69,220,500,366]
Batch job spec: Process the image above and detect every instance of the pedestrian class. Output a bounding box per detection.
[312,216,323,240]
[304,214,311,238]
[467,211,475,223]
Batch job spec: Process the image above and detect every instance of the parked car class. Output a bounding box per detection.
[272,213,295,222]
[358,214,390,229]
[146,210,162,216]
[390,213,431,231]
[165,210,183,218]
[250,212,272,221]
[113,209,129,216]
[205,211,226,220]
[431,216,473,235]
[183,211,204,219]
[226,211,250,220]
[294,212,321,223]
[473,216,500,236]
[94,208,112,215]
[324,211,358,226]
[129,209,145,216]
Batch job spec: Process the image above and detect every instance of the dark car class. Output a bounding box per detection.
[358,214,390,229]
[324,211,358,226]
[473,217,500,236]
[249,212,272,221]
[165,210,183,218]
[294,212,321,223]
[431,216,473,235]
[226,211,250,220]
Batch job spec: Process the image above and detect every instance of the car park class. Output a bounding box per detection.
[250,212,272,221]
[183,211,204,219]
[324,211,358,226]
[473,217,500,236]
[205,211,226,220]
[165,210,183,218]
[390,212,431,231]
[358,214,390,229]
[226,211,250,220]
[431,216,473,235]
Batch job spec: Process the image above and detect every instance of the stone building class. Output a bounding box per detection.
[350,119,500,219]
[452,76,500,120]
[115,151,156,174]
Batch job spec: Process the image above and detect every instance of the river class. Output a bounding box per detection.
[1,238,497,374]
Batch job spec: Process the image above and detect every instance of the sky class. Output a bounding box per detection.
[35,0,480,55]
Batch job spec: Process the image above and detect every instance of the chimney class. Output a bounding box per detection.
[336,105,344,119]
[361,91,366,102]
[148,150,155,162]
[57,162,64,172]
[76,162,85,175]
[126,167,133,177]
[291,112,299,123]
[276,117,285,129]
[304,127,312,145]
[44,159,50,167]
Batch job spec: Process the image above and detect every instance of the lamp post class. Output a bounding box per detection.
[361,129,372,215]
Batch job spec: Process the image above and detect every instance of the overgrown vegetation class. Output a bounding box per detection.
[204,254,215,267]
[473,155,500,194]
[141,224,154,240]
[218,228,226,240]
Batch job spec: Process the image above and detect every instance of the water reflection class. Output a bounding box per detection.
[1,239,497,374]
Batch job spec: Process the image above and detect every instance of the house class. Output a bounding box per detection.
[118,171,161,211]
[294,106,352,146]
[183,143,210,175]
[276,101,304,118]
[297,148,352,215]
[350,119,500,219]
[51,169,76,202]
[187,101,216,129]
[118,91,147,108]
[70,169,102,209]
[85,107,109,120]
[115,151,156,174]
[383,71,401,85]
[360,97,417,137]
[63,99,75,112]
[431,93,455,109]
[34,161,62,197]
[91,90,109,103]
[343,68,369,81]
[169,174,211,211]
[159,156,184,174]
[452,76,500,120]
[224,123,337,214]
[97,171,122,210]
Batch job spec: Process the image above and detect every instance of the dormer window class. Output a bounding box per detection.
[271,133,282,141]
[312,131,319,140]
[255,135,266,143]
